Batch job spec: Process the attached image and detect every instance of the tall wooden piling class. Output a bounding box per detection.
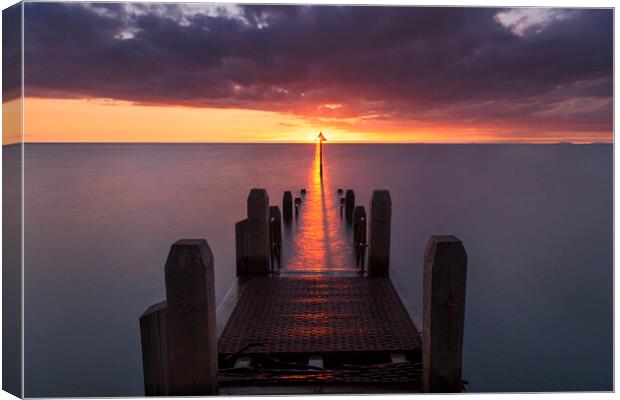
[345,190,355,222]
[269,206,282,270]
[269,206,282,238]
[422,235,468,393]
[235,219,249,276]
[164,239,218,395]
[352,206,367,245]
[247,189,270,275]
[139,301,170,396]
[283,191,293,222]
[368,190,391,276]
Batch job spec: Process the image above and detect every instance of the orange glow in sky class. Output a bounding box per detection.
[0,96,611,144]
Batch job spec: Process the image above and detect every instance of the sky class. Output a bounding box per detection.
[2,3,614,143]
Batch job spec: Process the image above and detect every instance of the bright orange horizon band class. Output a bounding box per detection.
[2,97,613,145]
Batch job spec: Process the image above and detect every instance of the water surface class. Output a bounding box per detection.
[22,143,612,395]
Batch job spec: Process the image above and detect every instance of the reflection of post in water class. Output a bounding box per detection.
[316,131,327,179]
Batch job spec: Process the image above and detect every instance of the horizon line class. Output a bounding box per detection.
[2,140,613,146]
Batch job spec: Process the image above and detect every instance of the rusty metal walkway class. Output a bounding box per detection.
[218,276,420,355]
[216,275,422,391]
[216,150,422,392]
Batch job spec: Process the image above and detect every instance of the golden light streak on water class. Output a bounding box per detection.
[280,142,356,273]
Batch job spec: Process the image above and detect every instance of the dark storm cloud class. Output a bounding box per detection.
[3,3,22,101]
[22,3,612,132]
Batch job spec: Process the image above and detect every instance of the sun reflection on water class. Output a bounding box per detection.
[280,142,356,273]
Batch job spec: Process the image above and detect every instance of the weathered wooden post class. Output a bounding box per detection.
[165,239,218,395]
[423,235,468,393]
[368,190,391,276]
[352,206,366,245]
[139,301,170,396]
[247,188,270,275]
[345,189,355,222]
[283,191,293,222]
[235,219,249,276]
[269,206,282,270]
[269,206,282,238]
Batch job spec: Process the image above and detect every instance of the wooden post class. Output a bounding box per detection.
[269,206,282,270]
[345,189,355,222]
[235,219,249,276]
[247,188,270,275]
[164,239,218,395]
[269,206,282,239]
[283,191,293,222]
[368,190,391,276]
[423,235,468,393]
[352,206,366,245]
[139,301,171,396]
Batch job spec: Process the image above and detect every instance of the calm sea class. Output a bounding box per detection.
[6,143,613,396]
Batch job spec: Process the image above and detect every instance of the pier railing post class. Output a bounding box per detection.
[269,206,282,271]
[345,189,355,222]
[423,235,468,393]
[352,206,367,245]
[247,188,270,275]
[283,191,293,222]
[235,219,249,276]
[139,301,171,396]
[368,190,391,276]
[164,239,218,395]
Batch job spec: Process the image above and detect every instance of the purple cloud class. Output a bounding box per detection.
[21,4,613,136]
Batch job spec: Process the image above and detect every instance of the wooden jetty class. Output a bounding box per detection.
[139,187,468,396]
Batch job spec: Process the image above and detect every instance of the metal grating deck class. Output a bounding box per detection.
[218,276,421,355]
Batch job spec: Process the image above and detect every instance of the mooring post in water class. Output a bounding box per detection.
[319,140,323,177]
[235,219,249,276]
[247,189,270,275]
[352,206,367,245]
[368,190,391,276]
[423,235,468,393]
[353,206,368,271]
[139,301,170,396]
[165,239,218,395]
[283,191,293,222]
[269,206,282,271]
[345,189,355,222]
[269,206,282,239]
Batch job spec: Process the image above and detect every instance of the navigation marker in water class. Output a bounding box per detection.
[317,132,328,178]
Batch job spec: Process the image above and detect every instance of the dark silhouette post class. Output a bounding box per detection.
[165,239,218,395]
[320,141,323,177]
[247,189,270,275]
[283,191,293,222]
[235,219,249,276]
[317,132,327,178]
[139,301,170,396]
[423,235,468,393]
[368,190,391,276]
[345,189,355,222]
[352,206,366,245]
[269,206,282,271]
[353,206,367,271]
